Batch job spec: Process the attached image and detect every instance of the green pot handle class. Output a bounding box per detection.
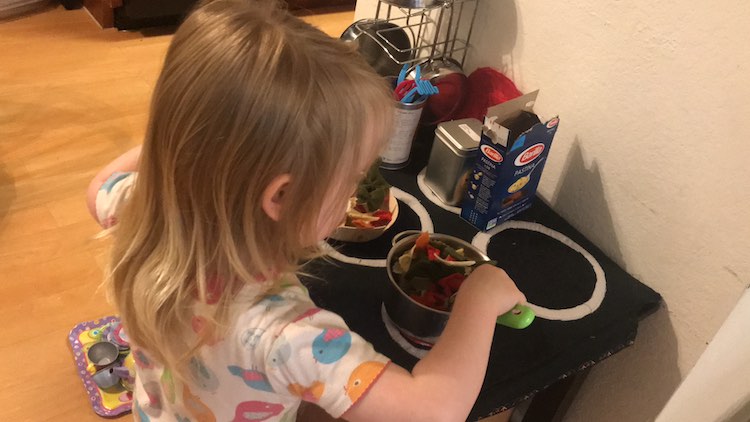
[496,304,535,329]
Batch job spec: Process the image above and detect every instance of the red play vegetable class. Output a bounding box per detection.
[426,246,442,261]
[437,273,465,297]
[414,232,430,251]
[397,232,492,312]
[370,210,393,228]
[410,291,446,308]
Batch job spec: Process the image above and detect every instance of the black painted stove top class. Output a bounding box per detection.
[303,139,661,420]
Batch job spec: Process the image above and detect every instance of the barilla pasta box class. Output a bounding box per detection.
[461,90,560,231]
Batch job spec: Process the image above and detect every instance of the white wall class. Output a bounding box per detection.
[356,1,750,420]
[656,289,750,422]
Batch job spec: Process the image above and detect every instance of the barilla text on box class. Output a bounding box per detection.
[461,91,560,231]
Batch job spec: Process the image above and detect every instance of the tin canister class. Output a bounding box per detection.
[424,118,482,206]
[380,96,427,170]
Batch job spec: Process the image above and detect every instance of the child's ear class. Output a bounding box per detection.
[261,174,292,221]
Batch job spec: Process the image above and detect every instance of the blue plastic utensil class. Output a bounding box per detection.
[402,79,438,104]
[400,67,438,104]
[417,78,439,96]
[401,86,419,103]
[397,64,409,86]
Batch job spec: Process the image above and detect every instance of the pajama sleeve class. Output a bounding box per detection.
[94,172,136,228]
[263,303,390,418]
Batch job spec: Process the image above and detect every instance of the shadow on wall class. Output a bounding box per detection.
[565,304,681,422]
[550,139,625,268]
[464,0,518,72]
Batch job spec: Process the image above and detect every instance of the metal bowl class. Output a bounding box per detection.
[87,341,120,367]
[340,19,413,77]
[385,232,489,346]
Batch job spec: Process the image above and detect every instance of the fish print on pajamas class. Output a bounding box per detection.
[188,356,219,392]
[240,328,265,349]
[203,275,224,305]
[161,368,176,404]
[312,328,351,364]
[232,401,284,422]
[260,295,286,311]
[132,348,154,369]
[287,381,325,402]
[345,361,386,403]
[133,401,150,422]
[183,384,216,422]
[291,308,322,323]
[228,366,274,392]
[191,316,221,346]
[100,172,131,192]
[141,381,163,418]
[268,335,292,369]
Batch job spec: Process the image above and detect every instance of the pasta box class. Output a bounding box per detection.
[461,90,560,231]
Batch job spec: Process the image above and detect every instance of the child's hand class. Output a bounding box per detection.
[459,265,526,316]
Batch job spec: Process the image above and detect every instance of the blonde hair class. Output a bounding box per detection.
[107,0,393,378]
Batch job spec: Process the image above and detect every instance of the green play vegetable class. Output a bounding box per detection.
[356,161,391,213]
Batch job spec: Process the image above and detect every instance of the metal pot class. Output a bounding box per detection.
[340,19,413,77]
[384,231,489,345]
[409,56,465,81]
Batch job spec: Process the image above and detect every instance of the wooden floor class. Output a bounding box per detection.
[0,6,354,421]
[0,6,511,422]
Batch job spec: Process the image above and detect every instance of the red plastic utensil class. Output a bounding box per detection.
[393,79,416,100]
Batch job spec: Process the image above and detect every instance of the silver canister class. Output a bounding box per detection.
[424,118,482,206]
[380,96,427,170]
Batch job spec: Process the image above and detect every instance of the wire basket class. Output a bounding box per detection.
[365,0,480,69]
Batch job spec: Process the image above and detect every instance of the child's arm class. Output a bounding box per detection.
[345,265,525,422]
[86,146,142,220]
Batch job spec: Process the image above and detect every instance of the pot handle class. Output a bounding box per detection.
[391,230,423,247]
[496,304,535,329]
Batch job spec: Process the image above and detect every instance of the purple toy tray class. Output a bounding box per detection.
[68,316,132,418]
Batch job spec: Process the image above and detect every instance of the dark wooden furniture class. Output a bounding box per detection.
[73,0,355,29]
[302,127,662,421]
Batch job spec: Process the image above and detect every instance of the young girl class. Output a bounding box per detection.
[87,1,526,421]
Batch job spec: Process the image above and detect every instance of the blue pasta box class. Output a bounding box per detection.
[461,90,560,231]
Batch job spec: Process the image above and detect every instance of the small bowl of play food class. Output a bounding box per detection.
[385,232,534,346]
[330,192,399,243]
[329,162,399,243]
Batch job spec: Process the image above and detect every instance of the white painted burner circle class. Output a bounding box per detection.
[472,220,606,321]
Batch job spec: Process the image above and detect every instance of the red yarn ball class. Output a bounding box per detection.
[455,67,522,121]
[423,72,468,125]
